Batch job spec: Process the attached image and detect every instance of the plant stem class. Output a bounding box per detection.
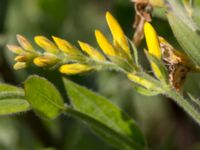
[166,89,200,125]
[130,71,200,125]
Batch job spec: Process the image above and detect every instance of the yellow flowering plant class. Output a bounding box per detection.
[6,10,200,122]
[1,0,200,149]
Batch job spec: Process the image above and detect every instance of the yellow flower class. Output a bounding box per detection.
[33,55,58,67]
[95,30,117,57]
[78,41,106,61]
[52,36,80,55]
[59,64,92,75]
[106,11,130,54]
[144,22,163,80]
[34,36,59,53]
[144,22,161,59]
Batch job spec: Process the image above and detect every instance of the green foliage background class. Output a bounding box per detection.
[0,0,200,150]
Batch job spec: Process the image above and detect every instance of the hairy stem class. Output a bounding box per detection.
[166,90,200,125]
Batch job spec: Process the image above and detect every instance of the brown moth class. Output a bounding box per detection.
[158,37,193,91]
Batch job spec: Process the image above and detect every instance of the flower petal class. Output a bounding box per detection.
[34,36,59,53]
[52,36,79,55]
[95,30,117,57]
[106,11,130,54]
[144,22,161,59]
[78,41,106,61]
[59,64,92,75]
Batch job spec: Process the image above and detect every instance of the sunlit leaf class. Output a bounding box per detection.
[24,75,65,120]
[63,78,146,150]
[0,84,24,99]
[0,99,31,115]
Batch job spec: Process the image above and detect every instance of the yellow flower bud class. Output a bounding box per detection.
[59,64,92,75]
[52,36,80,55]
[78,41,106,61]
[33,55,58,67]
[16,34,34,51]
[13,62,27,70]
[14,55,26,62]
[7,45,24,54]
[144,22,163,80]
[106,11,130,54]
[144,22,161,59]
[14,52,35,62]
[127,73,155,89]
[95,30,117,57]
[34,36,59,53]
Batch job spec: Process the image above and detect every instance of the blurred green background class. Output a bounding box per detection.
[0,0,200,150]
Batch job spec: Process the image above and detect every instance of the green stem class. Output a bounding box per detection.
[129,71,200,125]
[166,90,200,125]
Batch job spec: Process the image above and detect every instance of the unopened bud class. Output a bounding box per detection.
[7,45,24,54]
[13,62,27,70]
[59,64,92,75]
[33,55,58,67]
[17,34,34,51]
[14,52,36,62]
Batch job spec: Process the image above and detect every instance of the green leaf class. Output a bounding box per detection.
[166,0,198,31]
[127,38,139,66]
[0,84,24,99]
[168,13,200,66]
[24,75,64,120]
[63,78,146,150]
[0,99,31,115]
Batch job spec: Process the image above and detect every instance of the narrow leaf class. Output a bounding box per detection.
[0,84,24,99]
[127,38,139,66]
[24,75,64,120]
[0,99,31,115]
[167,13,200,66]
[166,0,198,31]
